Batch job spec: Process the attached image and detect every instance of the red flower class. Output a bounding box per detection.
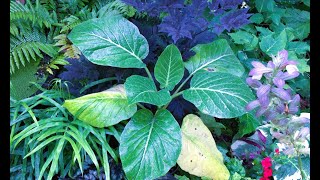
[275,148,280,155]
[260,157,273,180]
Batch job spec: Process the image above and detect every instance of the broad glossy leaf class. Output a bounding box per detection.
[259,30,287,56]
[177,114,230,180]
[124,75,171,106]
[63,85,137,128]
[120,109,181,180]
[184,39,244,77]
[183,72,254,118]
[154,44,184,91]
[68,16,148,68]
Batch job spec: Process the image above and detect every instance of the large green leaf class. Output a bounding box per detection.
[124,75,171,106]
[63,85,137,128]
[119,109,181,180]
[259,30,287,56]
[184,39,244,77]
[154,44,184,91]
[68,16,149,68]
[183,72,254,118]
[177,114,230,180]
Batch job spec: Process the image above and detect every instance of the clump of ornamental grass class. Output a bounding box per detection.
[245,50,310,180]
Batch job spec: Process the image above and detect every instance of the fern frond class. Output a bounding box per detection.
[10,31,58,74]
[53,34,81,59]
[46,55,69,75]
[10,1,53,29]
[60,15,81,33]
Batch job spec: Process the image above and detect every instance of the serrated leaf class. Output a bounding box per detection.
[63,84,137,128]
[249,13,264,24]
[183,72,254,118]
[287,41,310,55]
[228,31,258,51]
[120,109,181,180]
[184,39,244,77]
[259,30,287,56]
[283,9,310,40]
[154,44,184,91]
[256,27,274,37]
[255,0,275,13]
[124,75,171,106]
[265,8,285,25]
[68,16,149,68]
[177,114,230,180]
[288,51,309,73]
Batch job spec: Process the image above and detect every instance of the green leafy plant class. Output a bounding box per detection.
[10,87,121,180]
[62,14,256,179]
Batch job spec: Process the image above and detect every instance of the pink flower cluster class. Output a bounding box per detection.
[260,157,273,180]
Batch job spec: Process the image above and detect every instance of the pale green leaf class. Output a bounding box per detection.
[68,16,149,68]
[183,72,254,118]
[120,109,181,180]
[124,75,171,106]
[63,84,137,128]
[154,44,184,91]
[177,114,230,180]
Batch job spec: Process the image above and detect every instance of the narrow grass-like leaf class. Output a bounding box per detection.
[47,139,65,180]
[20,102,38,126]
[66,130,99,172]
[24,135,64,158]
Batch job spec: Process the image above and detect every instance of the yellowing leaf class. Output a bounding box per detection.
[177,114,230,180]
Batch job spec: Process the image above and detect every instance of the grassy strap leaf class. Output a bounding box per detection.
[154,44,184,91]
[177,114,230,180]
[68,16,149,68]
[64,85,137,128]
[120,109,181,180]
[259,30,287,56]
[184,39,244,77]
[124,75,171,106]
[47,139,65,180]
[183,72,254,118]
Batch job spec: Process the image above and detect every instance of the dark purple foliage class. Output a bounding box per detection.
[211,8,252,35]
[58,56,100,96]
[123,0,251,42]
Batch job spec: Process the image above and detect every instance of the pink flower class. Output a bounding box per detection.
[249,62,273,80]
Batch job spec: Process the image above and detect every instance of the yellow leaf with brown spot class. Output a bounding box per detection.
[177,114,230,180]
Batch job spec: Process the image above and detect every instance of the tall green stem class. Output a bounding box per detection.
[298,154,306,180]
[144,67,153,81]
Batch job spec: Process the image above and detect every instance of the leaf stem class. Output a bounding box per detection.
[161,74,193,109]
[144,67,153,81]
[298,152,307,180]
